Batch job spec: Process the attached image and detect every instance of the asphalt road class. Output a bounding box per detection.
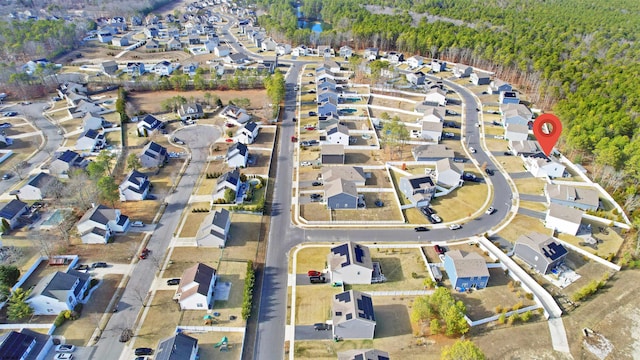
[94,125,219,360]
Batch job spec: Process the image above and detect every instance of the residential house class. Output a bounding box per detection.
[339,45,353,59]
[500,91,520,105]
[322,167,366,187]
[435,158,464,188]
[155,333,199,360]
[196,208,231,248]
[82,113,109,131]
[317,77,338,92]
[323,60,341,73]
[488,79,512,94]
[144,25,159,38]
[49,150,87,178]
[420,107,445,123]
[326,123,350,145]
[276,43,292,55]
[111,36,130,47]
[136,114,163,136]
[175,263,217,310]
[443,250,490,291]
[101,61,118,76]
[514,232,568,274]
[126,62,146,77]
[421,121,443,142]
[318,97,338,117]
[22,58,49,75]
[364,48,379,61]
[523,153,566,178]
[453,64,473,78]
[430,59,446,72]
[508,140,540,156]
[223,53,248,64]
[325,178,358,210]
[18,172,57,201]
[407,55,424,69]
[400,175,436,208]
[226,142,249,168]
[188,33,201,45]
[412,144,454,161]
[471,72,491,85]
[545,203,583,236]
[178,102,204,120]
[97,30,113,43]
[0,329,53,360]
[221,105,251,124]
[423,88,447,106]
[292,45,308,57]
[332,290,376,339]
[57,82,88,104]
[145,39,160,49]
[328,242,373,284]
[212,168,240,203]
[317,88,339,104]
[139,141,168,168]
[204,36,220,53]
[68,100,106,119]
[386,51,404,64]
[545,184,600,211]
[26,269,90,315]
[318,45,333,58]
[214,45,231,57]
[406,71,426,85]
[118,170,150,201]
[75,129,105,152]
[76,205,130,244]
[236,121,259,145]
[153,61,174,76]
[166,37,182,50]
[321,144,345,164]
[338,349,390,360]
[501,103,532,127]
[0,200,29,230]
[505,123,529,141]
[261,37,277,51]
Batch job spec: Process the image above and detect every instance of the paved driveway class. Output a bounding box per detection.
[520,194,547,202]
[295,325,333,340]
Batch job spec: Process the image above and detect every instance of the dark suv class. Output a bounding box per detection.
[309,276,326,284]
[134,348,153,356]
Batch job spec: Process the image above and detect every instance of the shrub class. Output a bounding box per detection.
[494,305,503,314]
[411,272,419,279]
[497,313,506,325]
[520,310,532,322]
[512,301,523,311]
[525,292,534,300]
[507,313,519,325]
[241,261,255,320]
[54,312,67,327]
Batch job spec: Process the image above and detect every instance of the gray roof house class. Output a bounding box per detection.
[545,184,600,211]
[226,143,249,168]
[322,167,366,187]
[136,114,163,136]
[139,141,167,168]
[213,168,240,203]
[514,232,568,274]
[338,349,390,360]
[453,64,473,78]
[407,55,424,68]
[505,123,529,142]
[339,45,353,58]
[400,175,436,208]
[332,290,376,339]
[321,144,345,164]
[508,140,540,156]
[82,113,109,131]
[119,170,150,201]
[443,250,490,291]
[237,121,259,145]
[325,178,358,210]
[406,71,426,85]
[501,103,532,127]
[177,102,204,121]
[26,269,90,315]
[175,263,217,310]
[18,172,58,201]
[327,242,373,284]
[196,208,231,248]
[471,72,491,85]
[488,79,512,94]
[364,48,378,61]
[221,105,251,124]
[75,129,105,152]
[435,158,463,188]
[419,106,445,123]
[318,97,338,117]
[76,205,129,244]
[49,150,88,178]
[0,199,29,230]
[326,123,350,145]
[0,329,53,360]
[412,144,454,161]
[101,60,118,75]
[431,59,446,72]
[423,88,447,107]
[421,121,443,142]
[545,203,584,236]
[155,333,199,360]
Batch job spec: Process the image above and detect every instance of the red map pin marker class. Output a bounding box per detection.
[533,113,562,156]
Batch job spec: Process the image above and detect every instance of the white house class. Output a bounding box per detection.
[407,55,424,68]
[76,205,130,244]
[166,37,182,50]
[501,103,532,127]
[504,123,529,141]
[435,158,464,188]
[75,129,105,152]
[471,72,491,85]
[488,79,512,94]
[136,114,163,136]
[152,61,174,76]
[545,184,600,211]
[236,121,259,144]
[26,269,90,315]
[226,142,249,168]
[139,141,167,168]
[177,102,204,120]
[276,43,291,55]
[423,88,447,106]
[119,170,150,201]
[214,45,231,57]
[406,71,426,85]
[18,172,57,201]
[453,64,473,78]
[221,105,251,124]
[175,263,217,310]
[339,45,353,58]
[545,203,583,236]
[523,154,566,178]
[82,113,108,131]
[292,45,308,57]
[49,150,88,178]
[509,140,540,156]
[196,208,231,247]
[326,123,350,145]
[332,290,376,340]
[261,37,277,51]
[430,59,446,72]
[212,168,241,203]
[500,91,520,104]
[420,106,445,123]
[327,242,373,284]
[364,48,378,61]
[421,121,443,142]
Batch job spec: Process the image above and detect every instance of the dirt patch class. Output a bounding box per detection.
[300,203,330,222]
[128,90,268,115]
[68,233,146,264]
[331,193,402,222]
[498,214,551,243]
[351,248,429,292]
[134,290,182,349]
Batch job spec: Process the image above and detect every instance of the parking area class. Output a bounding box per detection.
[45,345,97,359]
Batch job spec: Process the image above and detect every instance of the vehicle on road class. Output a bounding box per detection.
[173,138,185,145]
[503,151,512,156]
[2,111,17,117]
[434,245,446,254]
[469,147,477,153]
[139,248,150,260]
[314,323,330,331]
[311,181,322,186]
[449,224,462,230]
[486,206,496,215]
[21,101,31,105]
[307,270,322,277]
[485,168,495,176]
[135,348,153,356]
[292,117,297,122]
[131,221,144,227]
[91,262,107,268]
[291,136,297,142]
[54,354,73,360]
[414,227,429,232]
[2,173,11,180]
[167,278,180,285]
[309,276,326,284]
[55,344,76,353]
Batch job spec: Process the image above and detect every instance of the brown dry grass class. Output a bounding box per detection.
[67,233,145,264]
[351,248,429,292]
[118,200,161,224]
[497,214,551,243]
[295,285,341,325]
[165,247,220,279]
[134,290,182,349]
[128,89,268,114]
[300,203,330,222]
[178,205,211,238]
[332,193,403,222]
[514,177,546,196]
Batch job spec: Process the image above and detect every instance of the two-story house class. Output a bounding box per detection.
[76,205,130,244]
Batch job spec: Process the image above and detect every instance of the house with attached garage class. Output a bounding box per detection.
[212,168,241,203]
[112,36,130,47]
[226,142,249,168]
[292,45,308,57]
[453,64,473,78]
[221,105,251,124]
[18,172,58,201]
[196,208,231,248]
[412,144,454,161]
[119,170,150,201]
[322,166,366,187]
[236,121,259,145]
[421,121,443,142]
[68,100,106,119]
[338,349,390,360]
[501,103,532,127]
[204,36,220,53]
[0,199,29,230]
[430,59,446,72]
[508,140,540,156]
[322,60,341,73]
[406,71,426,85]
[261,37,277,51]
[177,102,203,121]
[139,141,167,168]
[145,39,160,49]
[97,30,113,43]
[435,158,464,188]
[0,329,54,360]
[523,153,566,178]
[321,144,345,164]
[407,55,424,69]
[364,48,379,61]
[545,203,584,236]
[326,123,350,145]
[545,183,600,211]
[488,79,512,94]
[214,45,230,57]
[100,60,119,76]
[400,174,436,208]
[499,91,520,104]
[223,53,248,65]
[82,113,110,131]
[153,61,174,76]
[471,72,491,85]
[423,88,447,107]
[26,269,90,315]
[76,204,129,244]
[327,242,373,284]
[126,62,145,77]
[420,106,445,123]
[49,150,88,178]
[276,43,292,55]
[443,250,490,291]
[318,97,338,117]
[75,129,105,152]
[175,263,217,310]
[505,123,529,141]
[136,114,163,136]
[155,332,199,360]
[166,37,182,50]
[339,45,353,58]
[332,290,376,339]
[514,232,568,274]
[325,178,358,210]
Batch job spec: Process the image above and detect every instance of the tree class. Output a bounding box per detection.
[430,318,441,334]
[410,295,432,323]
[0,265,21,288]
[441,340,485,360]
[97,177,119,206]
[126,153,141,171]
[224,188,236,204]
[95,150,116,176]
[7,288,34,321]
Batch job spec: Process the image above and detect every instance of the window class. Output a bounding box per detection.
[197,303,203,308]
[335,311,342,316]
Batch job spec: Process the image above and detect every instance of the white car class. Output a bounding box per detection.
[495,135,505,140]
[469,147,477,153]
[54,353,74,360]
[486,207,495,215]
[55,344,76,353]
[449,224,462,230]
[131,221,145,227]
[301,161,312,166]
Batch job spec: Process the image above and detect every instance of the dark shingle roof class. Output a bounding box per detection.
[0,331,36,360]
[0,199,27,219]
[155,333,198,360]
[26,172,55,189]
[58,150,80,163]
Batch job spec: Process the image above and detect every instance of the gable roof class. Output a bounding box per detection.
[412,144,454,159]
[155,333,198,360]
[546,184,599,208]
[516,232,568,264]
[404,174,434,191]
[56,150,81,164]
[436,158,464,175]
[26,172,55,189]
[0,199,27,219]
[79,129,101,140]
[322,166,365,184]
[243,121,258,132]
[329,242,373,271]
[338,349,390,360]
[509,140,540,154]
[178,263,216,301]
[548,203,583,225]
[121,170,150,193]
[325,178,357,199]
[333,290,376,325]
[327,123,349,136]
[506,123,529,134]
[29,270,89,303]
[445,250,489,278]
[322,144,345,156]
[143,141,167,158]
[78,204,118,226]
[421,121,443,132]
[226,142,248,158]
[139,114,162,129]
[0,331,36,360]
[211,208,230,231]
[217,168,240,188]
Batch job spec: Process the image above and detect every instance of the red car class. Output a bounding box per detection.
[307,270,322,277]
[433,245,445,255]
[225,123,235,128]
[139,248,150,260]
[225,138,234,143]
[305,126,316,131]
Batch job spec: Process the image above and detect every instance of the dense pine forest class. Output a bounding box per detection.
[253,0,640,220]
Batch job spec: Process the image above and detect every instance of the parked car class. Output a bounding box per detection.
[54,354,73,360]
[469,147,477,153]
[443,132,455,138]
[463,173,478,182]
[312,181,322,186]
[139,248,150,260]
[434,245,446,254]
[374,200,384,207]
[308,111,317,116]
[131,221,145,227]
[310,193,321,199]
[2,173,11,180]
[225,123,235,128]
[449,224,462,230]
[134,348,153,356]
[301,161,312,166]
[167,278,180,285]
[308,140,319,146]
[486,206,496,215]
[146,194,157,200]
[452,158,466,163]
[503,151,512,156]
[309,276,326,284]
[173,138,185,145]
[307,270,322,277]
[414,227,429,232]
[2,112,17,117]
[314,323,330,331]
[74,264,90,271]
[420,207,434,216]
[0,123,12,129]
[305,126,316,131]
[55,344,76,353]
[91,262,108,268]
[429,214,442,224]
